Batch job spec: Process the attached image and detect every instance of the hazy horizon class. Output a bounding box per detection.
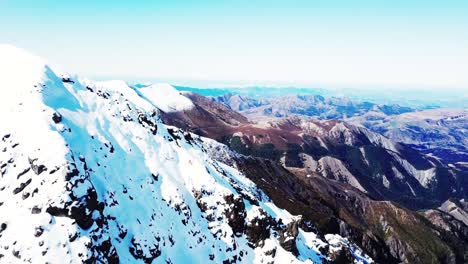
[90,74,468,92]
[1,0,468,90]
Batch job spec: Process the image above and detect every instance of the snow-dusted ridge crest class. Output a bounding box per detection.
[0,45,372,263]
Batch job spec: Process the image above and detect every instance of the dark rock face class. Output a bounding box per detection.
[91,238,119,264]
[12,178,32,195]
[129,237,161,264]
[43,158,119,263]
[137,112,158,135]
[63,164,79,181]
[69,203,94,230]
[328,247,355,264]
[183,132,194,144]
[28,158,47,175]
[279,218,300,256]
[224,194,246,236]
[193,190,208,213]
[52,112,62,123]
[46,206,68,217]
[245,209,275,247]
[61,77,75,83]
[167,128,181,141]
[0,223,6,234]
[31,206,41,214]
[34,227,44,237]
[47,188,101,230]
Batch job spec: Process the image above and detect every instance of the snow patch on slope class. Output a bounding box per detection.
[134,83,194,113]
[0,44,45,91]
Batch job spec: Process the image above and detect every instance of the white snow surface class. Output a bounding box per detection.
[134,83,194,113]
[0,45,372,263]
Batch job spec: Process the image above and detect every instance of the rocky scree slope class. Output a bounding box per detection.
[0,45,372,263]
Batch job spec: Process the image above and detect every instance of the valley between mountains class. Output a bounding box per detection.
[0,45,467,264]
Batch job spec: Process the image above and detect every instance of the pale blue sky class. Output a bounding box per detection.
[1,0,467,89]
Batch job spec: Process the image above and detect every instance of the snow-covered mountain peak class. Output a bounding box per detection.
[0,44,45,77]
[0,44,47,99]
[0,45,371,263]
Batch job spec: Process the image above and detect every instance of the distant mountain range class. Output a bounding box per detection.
[347,109,468,166]
[180,90,467,169]
[213,93,413,119]
[174,86,468,109]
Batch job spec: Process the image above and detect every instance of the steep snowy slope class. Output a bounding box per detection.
[0,45,371,263]
[133,83,195,113]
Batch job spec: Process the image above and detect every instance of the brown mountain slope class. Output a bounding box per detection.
[159,92,249,138]
[233,157,467,264]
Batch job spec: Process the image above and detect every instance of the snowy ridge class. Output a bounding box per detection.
[133,83,195,113]
[0,45,372,263]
